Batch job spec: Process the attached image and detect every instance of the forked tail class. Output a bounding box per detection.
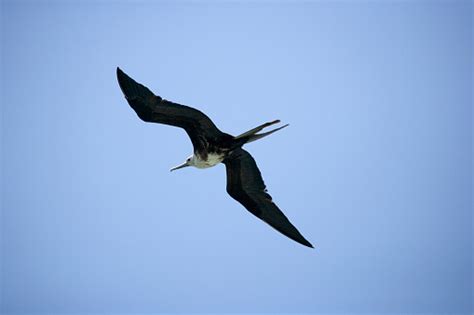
[234,120,289,144]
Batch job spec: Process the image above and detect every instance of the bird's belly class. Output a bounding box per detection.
[194,152,224,169]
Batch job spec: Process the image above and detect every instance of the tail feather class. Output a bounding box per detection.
[245,124,289,144]
[235,120,280,140]
[235,120,289,144]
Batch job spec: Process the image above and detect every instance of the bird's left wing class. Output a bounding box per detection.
[223,148,313,248]
[116,67,225,152]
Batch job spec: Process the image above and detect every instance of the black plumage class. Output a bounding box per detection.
[117,67,313,248]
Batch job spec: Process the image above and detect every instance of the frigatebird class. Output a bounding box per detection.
[117,67,313,248]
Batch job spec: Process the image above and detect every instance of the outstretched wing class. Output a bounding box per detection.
[117,67,225,152]
[224,148,313,248]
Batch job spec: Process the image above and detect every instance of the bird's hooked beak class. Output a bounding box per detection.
[170,161,190,172]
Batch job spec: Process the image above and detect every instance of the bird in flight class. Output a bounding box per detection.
[117,67,313,248]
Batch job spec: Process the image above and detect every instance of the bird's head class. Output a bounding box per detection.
[170,155,194,172]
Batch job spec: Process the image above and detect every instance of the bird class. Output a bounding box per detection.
[116,67,313,248]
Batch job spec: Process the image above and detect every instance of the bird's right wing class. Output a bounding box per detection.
[224,148,313,248]
[117,67,225,152]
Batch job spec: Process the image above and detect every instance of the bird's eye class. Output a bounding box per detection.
[187,158,191,162]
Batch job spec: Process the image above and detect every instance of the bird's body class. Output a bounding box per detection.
[117,67,313,248]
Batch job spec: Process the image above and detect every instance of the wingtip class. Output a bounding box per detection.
[293,233,313,248]
[116,66,125,77]
[116,67,152,100]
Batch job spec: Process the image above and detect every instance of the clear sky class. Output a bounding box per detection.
[1,0,472,314]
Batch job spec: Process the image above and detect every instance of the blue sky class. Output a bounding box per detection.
[1,0,472,313]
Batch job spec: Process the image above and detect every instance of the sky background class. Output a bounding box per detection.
[1,0,472,314]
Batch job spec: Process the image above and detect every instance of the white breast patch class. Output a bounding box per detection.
[194,152,224,169]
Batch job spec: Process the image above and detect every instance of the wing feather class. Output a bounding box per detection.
[224,148,313,248]
[116,67,225,152]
